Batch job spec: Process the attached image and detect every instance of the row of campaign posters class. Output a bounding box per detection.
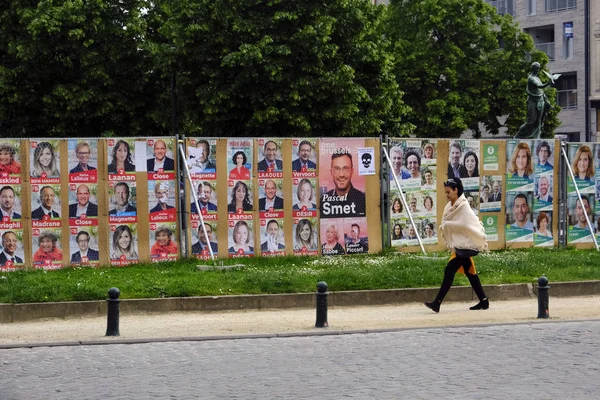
[186,138,371,260]
[0,137,373,271]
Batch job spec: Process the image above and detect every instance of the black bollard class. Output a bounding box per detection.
[106,287,121,336]
[537,275,550,319]
[315,281,329,328]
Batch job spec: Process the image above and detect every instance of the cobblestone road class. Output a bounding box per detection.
[1,321,599,399]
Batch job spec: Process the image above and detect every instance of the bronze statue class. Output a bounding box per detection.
[515,62,555,139]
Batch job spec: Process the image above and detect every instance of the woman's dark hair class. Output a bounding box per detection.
[444,177,464,197]
[392,223,403,240]
[109,140,134,170]
[229,181,252,207]
[462,151,479,177]
[232,151,247,166]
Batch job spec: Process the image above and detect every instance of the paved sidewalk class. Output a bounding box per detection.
[1,295,599,347]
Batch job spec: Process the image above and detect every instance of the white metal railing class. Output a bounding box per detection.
[535,42,555,61]
[557,89,577,109]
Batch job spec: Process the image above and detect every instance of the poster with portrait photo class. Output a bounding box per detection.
[506,139,534,192]
[188,138,217,178]
[567,193,595,244]
[69,227,100,266]
[594,143,600,175]
[389,188,406,219]
[227,180,253,215]
[0,184,22,222]
[191,220,218,260]
[109,223,138,266]
[533,211,553,247]
[30,183,62,221]
[68,139,98,183]
[421,167,436,190]
[505,192,534,244]
[108,181,137,219]
[533,140,554,176]
[420,218,438,245]
[0,139,22,180]
[190,180,218,219]
[387,139,423,191]
[293,217,318,256]
[150,222,179,262]
[0,229,25,271]
[146,138,175,174]
[533,175,553,212]
[257,138,283,177]
[148,180,177,221]
[107,138,136,176]
[227,138,253,181]
[292,177,317,216]
[567,143,595,195]
[68,183,99,221]
[421,140,437,167]
[402,219,422,247]
[258,178,284,215]
[480,175,502,212]
[30,139,60,183]
[32,228,63,270]
[291,138,317,176]
[319,138,366,219]
[344,217,368,255]
[390,218,407,247]
[464,191,480,216]
[448,140,480,190]
[260,218,285,257]
[228,219,255,258]
[320,219,346,256]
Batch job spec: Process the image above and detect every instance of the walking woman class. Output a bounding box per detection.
[425,177,489,313]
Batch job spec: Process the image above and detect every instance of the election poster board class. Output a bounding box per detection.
[319,138,368,255]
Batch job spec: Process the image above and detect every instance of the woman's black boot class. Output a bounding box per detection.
[469,297,489,310]
[424,300,441,313]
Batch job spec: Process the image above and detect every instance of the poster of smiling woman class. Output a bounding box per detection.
[506,140,534,192]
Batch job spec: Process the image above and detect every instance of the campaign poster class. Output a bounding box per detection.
[533,211,553,247]
[0,140,22,179]
[464,190,480,216]
[31,183,61,221]
[69,227,100,266]
[505,191,534,244]
[227,138,253,181]
[0,184,22,222]
[420,219,438,245]
[480,175,502,212]
[448,140,480,190]
[343,217,368,254]
[0,229,25,271]
[567,143,595,195]
[227,180,254,215]
[258,178,284,215]
[506,140,534,192]
[292,177,317,214]
[191,220,218,260]
[30,139,60,181]
[293,217,318,256]
[320,219,346,256]
[567,193,595,244]
[187,138,217,178]
[291,138,318,175]
[68,139,98,183]
[260,218,285,257]
[107,138,136,176]
[146,138,176,173]
[389,188,406,219]
[108,181,137,219]
[190,180,218,221]
[404,191,436,218]
[390,218,406,247]
[533,175,553,212]
[482,144,499,171]
[109,223,138,266]
[228,219,255,258]
[257,138,283,177]
[150,222,179,262]
[533,140,554,175]
[68,183,99,221]
[148,180,177,221]
[319,138,367,255]
[32,228,63,270]
[387,139,424,191]
[482,215,498,242]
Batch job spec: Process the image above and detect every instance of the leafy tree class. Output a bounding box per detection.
[385,0,559,138]
[0,0,168,137]
[151,0,411,137]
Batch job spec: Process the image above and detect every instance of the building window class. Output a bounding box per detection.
[486,0,515,16]
[556,73,577,109]
[525,25,555,61]
[563,22,573,59]
[528,0,537,15]
[545,0,576,13]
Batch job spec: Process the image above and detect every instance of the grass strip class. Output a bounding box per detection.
[0,248,598,304]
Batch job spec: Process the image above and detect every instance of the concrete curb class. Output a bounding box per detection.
[1,280,598,323]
